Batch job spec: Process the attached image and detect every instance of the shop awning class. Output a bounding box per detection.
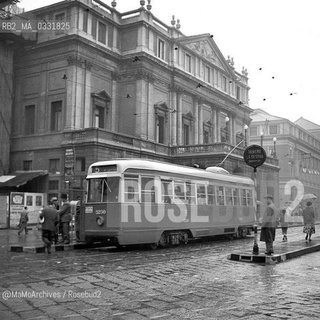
[0,171,47,188]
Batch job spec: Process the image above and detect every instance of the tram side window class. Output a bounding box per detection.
[208,184,216,204]
[217,186,225,205]
[247,189,253,206]
[141,177,155,203]
[161,180,173,203]
[174,181,186,201]
[225,187,233,206]
[241,189,248,206]
[102,177,119,202]
[124,175,139,202]
[197,184,207,205]
[186,182,196,204]
[232,188,240,206]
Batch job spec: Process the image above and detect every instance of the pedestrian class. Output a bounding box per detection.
[260,194,278,255]
[18,206,29,235]
[58,193,72,244]
[279,208,289,242]
[51,197,60,244]
[302,201,315,242]
[39,199,58,254]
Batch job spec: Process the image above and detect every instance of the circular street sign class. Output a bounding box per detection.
[243,145,267,169]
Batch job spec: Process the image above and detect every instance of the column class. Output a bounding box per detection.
[147,82,154,140]
[113,25,118,51]
[65,61,77,130]
[38,63,48,133]
[82,61,92,129]
[177,93,183,145]
[83,67,92,128]
[111,79,117,131]
[171,91,177,145]
[135,79,147,139]
[198,104,203,144]
[212,108,217,143]
[193,98,199,145]
[216,109,221,142]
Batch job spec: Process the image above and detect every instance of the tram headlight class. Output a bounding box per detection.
[96,216,105,226]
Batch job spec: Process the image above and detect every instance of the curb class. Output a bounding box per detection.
[227,242,320,265]
[10,242,108,253]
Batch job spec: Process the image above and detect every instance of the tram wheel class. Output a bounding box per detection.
[182,232,189,245]
[159,233,168,247]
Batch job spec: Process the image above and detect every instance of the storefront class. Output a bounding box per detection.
[0,171,47,228]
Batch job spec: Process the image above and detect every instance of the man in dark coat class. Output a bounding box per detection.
[51,197,60,244]
[260,194,278,255]
[40,200,58,254]
[58,193,72,244]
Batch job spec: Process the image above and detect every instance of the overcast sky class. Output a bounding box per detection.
[19,0,320,125]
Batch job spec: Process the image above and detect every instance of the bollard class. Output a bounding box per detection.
[252,225,259,254]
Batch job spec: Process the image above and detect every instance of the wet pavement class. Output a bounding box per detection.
[0,226,320,319]
[0,226,77,248]
[229,232,320,264]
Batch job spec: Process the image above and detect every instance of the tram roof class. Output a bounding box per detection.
[87,159,254,185]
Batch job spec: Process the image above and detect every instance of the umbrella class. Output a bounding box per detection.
[302,193,317,201]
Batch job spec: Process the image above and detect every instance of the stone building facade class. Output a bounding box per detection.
[4,0,278,201]
[250,109,320,213]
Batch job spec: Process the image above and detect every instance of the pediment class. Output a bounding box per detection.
[187,40,220,66]
[179,34,235,76]
[183,111,195,121]
[154,101,169,110]
[91,90,111,101]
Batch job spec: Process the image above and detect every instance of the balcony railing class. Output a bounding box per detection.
[171,142,279,166]
[171,142,244,157]
[62,128,170,155]
[62,128,279,166]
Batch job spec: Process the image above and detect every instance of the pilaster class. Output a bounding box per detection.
[216,109,221,143]
[193,98,199,145]
[177,92,183,145]
[171,91,177,146]
[198,103,203,144]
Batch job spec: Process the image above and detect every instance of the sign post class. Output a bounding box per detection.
[243,145,267,255]
[64,148,75,199]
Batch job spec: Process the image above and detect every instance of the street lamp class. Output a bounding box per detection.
[260,132,264,147]
[244,124,248,147]
[273,137,277,158]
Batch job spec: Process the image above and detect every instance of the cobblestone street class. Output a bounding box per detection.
[0,227,319,319]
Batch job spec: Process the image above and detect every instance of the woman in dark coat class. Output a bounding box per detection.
[302,201,315,241]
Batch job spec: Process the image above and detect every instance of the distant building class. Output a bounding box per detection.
[250,109,320,212]
[295,117,320,140]
[1,0,278,202]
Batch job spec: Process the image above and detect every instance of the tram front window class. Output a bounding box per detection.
[87,177,119,203]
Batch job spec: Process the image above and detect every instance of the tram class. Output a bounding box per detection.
[83,159,255,247]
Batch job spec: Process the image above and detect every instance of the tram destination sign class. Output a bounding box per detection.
[243,145,266,169]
